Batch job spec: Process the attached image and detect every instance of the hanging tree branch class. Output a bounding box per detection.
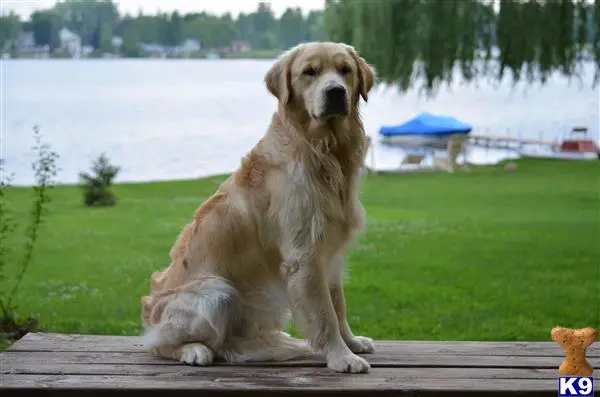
[595,0,600,83]
[325,0,598,94]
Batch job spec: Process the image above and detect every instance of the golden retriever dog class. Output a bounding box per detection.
[140,41,376,373]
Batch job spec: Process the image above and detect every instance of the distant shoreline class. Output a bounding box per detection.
[2,49,283,61]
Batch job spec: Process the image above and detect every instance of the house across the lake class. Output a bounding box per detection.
[140,38,202,58]
[58,27,82,58]
[172,38,202,57]
[10,31,49,58]
[139,42,168,58]
[111,36,123,49]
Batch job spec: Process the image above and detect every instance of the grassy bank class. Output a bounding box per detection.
[1,158,598,344]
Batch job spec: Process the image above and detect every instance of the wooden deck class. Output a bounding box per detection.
[1,332,599,396]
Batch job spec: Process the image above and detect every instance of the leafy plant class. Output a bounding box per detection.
[0,125,59,342]
[78,153,120,207]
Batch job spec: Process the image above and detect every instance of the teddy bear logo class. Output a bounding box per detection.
[551,326,598,376]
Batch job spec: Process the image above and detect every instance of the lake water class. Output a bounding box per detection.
[2,59,598,186]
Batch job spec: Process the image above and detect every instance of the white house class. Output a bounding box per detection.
[139,42,167,58]
[58,27,82,58]
[111,36,123,49]
[172,38,202,57]
[181,38,201,52]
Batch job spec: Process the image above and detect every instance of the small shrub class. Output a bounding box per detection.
[0,125,59,342]
[78,153,120,207]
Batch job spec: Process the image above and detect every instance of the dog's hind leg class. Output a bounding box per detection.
[142,278,241,366]
[219,330,313,363]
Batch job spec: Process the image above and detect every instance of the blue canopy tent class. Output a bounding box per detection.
[379,112,473,138]
[374,113,473,172]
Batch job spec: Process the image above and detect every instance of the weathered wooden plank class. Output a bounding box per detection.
[2,350,589,369]
[2,373,585,394]
[0,389,565,397]
[4,333,599,396]
[8,333,598,357]
[0,362,561,379]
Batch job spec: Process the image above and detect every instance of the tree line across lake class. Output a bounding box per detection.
[0,0,325,56]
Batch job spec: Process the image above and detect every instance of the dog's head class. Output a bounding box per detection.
[265,42,375,120]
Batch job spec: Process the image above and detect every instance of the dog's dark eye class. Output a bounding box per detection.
[340,65,351,75]
[303,67,317,77]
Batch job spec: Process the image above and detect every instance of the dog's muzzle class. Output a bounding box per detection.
[322,85,348,117]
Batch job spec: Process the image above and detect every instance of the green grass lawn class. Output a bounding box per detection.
[2,158,599,343]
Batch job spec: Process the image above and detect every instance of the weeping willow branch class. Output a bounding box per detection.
[594,0,600,83]
[325,0,598,94]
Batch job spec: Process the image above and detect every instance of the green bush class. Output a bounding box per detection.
[78,154,120,207]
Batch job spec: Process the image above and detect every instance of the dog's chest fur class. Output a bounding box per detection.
[289,120,366,246]
[308,139,357,205]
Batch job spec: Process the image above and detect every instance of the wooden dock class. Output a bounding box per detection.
[2,332,599,396]
[468,126,594,152]
[468,134,560,151]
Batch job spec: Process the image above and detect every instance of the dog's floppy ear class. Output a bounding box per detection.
[265,46,298,104]
[344,44,376,102]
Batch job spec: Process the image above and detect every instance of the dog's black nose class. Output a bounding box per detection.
[325,85,346,103]
[323,85,348,116]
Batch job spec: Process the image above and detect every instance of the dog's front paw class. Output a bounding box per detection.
[178,343,214,366]
[327,352,371,373]
[347,335,375,354]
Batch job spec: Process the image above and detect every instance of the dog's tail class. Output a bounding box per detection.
[141,278,240,352]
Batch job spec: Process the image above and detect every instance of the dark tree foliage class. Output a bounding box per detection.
[0,13,21,51]
[325,0,598,94]
[30,10,61,50]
